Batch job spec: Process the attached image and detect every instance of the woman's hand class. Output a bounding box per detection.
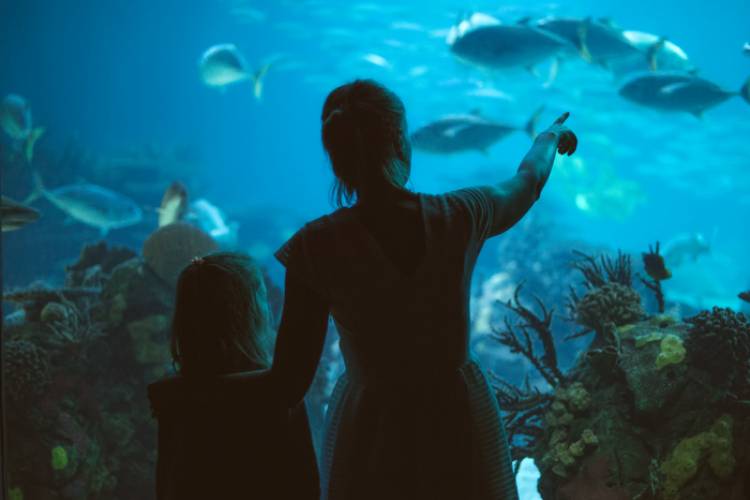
[542,112,577,156]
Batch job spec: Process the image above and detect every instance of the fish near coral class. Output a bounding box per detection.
[158,181,188,227]
[739,291,750,303]
[1,195,40,231]
[642,241,671,281]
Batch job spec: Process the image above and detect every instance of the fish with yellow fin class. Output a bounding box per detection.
[199,44,271,99]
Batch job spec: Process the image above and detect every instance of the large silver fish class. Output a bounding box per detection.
[0,94,45,163]
[410,107,543,155]
[27,172,142,235]
[535,17,640,67]
[1,195,40,231]
[663,232,711,268]
[619,73,750,117]
[610,31,696,76]
[449,22,569,71]
[199,44,271,99]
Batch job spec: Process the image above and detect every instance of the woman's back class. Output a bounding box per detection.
[277,188,517,499]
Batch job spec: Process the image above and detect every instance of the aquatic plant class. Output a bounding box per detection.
[685,307,750,399]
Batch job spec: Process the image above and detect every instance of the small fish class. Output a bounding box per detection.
[0,94,45,163]
[158,181,188,227]
[411,107,543,155]
[199,44,271,99]
[1,195,40,231]
[739,291,750,303]
[619,73,750,117]
[662,233,711,268]
[27,172,142,236]
[361,53,390,68]
[744,43,750,56]
[188,198,238,247]
[642,242,671,281]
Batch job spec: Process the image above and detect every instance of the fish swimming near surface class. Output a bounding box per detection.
[1,195,40,231]
[739,291,750,303]
[613,31,696,74]
[410,107,543,155]
[619,73,750,117]
[188,198,238,247]
[535,17,640,67]
[199,44,271,99]
[662,232,712,268]
[0,94,45,163]
[449,21,569,74]
[26,172,142,236]
[158,181,188,227]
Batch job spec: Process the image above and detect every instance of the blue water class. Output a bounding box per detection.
[2,0,749,497]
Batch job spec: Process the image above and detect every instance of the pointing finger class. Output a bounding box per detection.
[554,112,570,125]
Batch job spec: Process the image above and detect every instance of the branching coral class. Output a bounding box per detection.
[640,242,670,314]
[685,307,750,399]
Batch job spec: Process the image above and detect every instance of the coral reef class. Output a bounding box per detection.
[65,240,137,288]
[685,307,750,400]
[142,222,218,288]
[490,251,750,499]
[3,339,51,404]
[640,242,670,314]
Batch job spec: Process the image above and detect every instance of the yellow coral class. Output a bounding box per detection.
[51,446,68,470]
[581,428,599,445]
[635,331,663,347]
[568,441,585,457]
[655,334,686,369]
[660,415,735,500]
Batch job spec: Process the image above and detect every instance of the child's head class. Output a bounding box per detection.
[170,252,273,376]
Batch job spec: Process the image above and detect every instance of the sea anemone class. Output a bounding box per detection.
[575,283,643,333]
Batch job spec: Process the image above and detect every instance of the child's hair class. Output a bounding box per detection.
[170,252,273,376]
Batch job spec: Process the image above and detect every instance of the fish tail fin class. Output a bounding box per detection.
[739,77,750,104]
[647,38,666,71]
[24,170,46,204]
[543,57,561,88]
[252,62,272,100]
[24,127,45,164]
[524,106,545,139]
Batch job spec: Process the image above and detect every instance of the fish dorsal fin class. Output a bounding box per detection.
[598,17,614,27]
[517,16,531,26]
[577,19,593,62]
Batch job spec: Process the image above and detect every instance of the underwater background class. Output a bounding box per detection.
[2,0,749,499]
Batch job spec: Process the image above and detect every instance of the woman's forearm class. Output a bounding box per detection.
[517,130,560,199]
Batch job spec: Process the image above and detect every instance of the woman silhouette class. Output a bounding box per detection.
[246,79,575,500]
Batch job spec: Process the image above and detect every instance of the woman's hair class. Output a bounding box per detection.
[170,252,273,376]
[321,79,411,206]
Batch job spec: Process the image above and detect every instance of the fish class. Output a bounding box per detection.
[410,107,543,155]
[1,195,41,231]
[158,181,188,227]
[26,172,142,236]
[449,21,569,73]
[535,17,640,67]
[198,44,271,99]
[662,232,711,268]
[614,31,696,74]
[0,94,45,163]
[188,198,238,247]
[642,242,671,281]
[619,73,750,117]
[744,42,750,56]
[739,291,750,303]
